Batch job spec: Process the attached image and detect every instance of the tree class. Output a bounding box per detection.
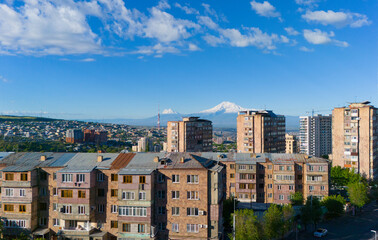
[347,181,369,208]
[331,166,367,189]
[263,204,284,239]
[282,204,295,234]
[300,196,323,230]
[290,192,304,206]
[223,197,239,231]
[234,209,264,240]
[321,195,345,218]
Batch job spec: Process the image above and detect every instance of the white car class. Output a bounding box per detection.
[314,228,328,237]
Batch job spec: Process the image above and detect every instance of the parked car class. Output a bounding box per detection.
[314,228,328,237]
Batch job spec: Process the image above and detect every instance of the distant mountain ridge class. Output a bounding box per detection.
[84,101,300,130]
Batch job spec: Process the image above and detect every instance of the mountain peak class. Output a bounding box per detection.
[200,101,247,114]
[162,108,177,114]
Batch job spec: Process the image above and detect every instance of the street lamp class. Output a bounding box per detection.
[371,230,376,240]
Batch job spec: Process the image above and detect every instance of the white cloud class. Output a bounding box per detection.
[197,16,218,30]
[203,34,225,46]
[220,27,279,50]
[80,58,96,62]
[295,0,318,6]
[284,27,299,36]
[250,1,281,19]
[302,10,371,28]
[188,43,201,51]
[0,1,102,55]
[0,75,9,83]
[299,46,314,52]
[175,3,199,15]
[303,29,348,47]
[144,7,199,42]
[280,35,289,43]
[133,43,179,56]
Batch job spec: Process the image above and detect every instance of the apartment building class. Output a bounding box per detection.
[299,115,332,157]
[237,110,286,153]
[332,101,378,180]
[66,129,84,144]
[0,152,225,240]
[217,153,329,204]
[167,117,213,152]
[285,134,298,154]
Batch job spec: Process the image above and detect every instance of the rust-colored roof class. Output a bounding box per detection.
[110,153,135,170]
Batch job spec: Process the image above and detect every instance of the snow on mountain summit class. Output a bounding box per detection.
[162,108,177,114]
[200,101,247,114]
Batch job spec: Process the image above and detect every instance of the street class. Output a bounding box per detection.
[287,201,378,240]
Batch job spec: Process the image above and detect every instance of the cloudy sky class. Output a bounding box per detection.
[0,0,376,119]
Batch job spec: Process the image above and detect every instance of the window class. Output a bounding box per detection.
[158,174,165,183]
[309,166,314,171]
[62,174,73,182]
[122,191,135,200]
[139,192,146,200]
[297,184,303,190]
[98,188,105,197]
[123,175,132,183]
[258,165,264,170]
[5,188,14,197]
[5,173,14,180]
[230,173,235,179]
[61,190,73,198]
[267,184,272,189]
[139,176,146,184]
[53,172,57,180]
[187,175,199,184]
[248,174,255,180]
[76,174,85,182]
[289,185,294,190]
[275,175,295,181]
[297,175,302,180]
[287,166,292,171]
[279,166,284,171]
[138,224,145,233]
[78,205,85,215]
[40,187,47,196]
[321,186,325,191]
[20,173,28,181]
[19,205,26,213]
[122,223,131,232]
[187,191,199,200]
[39,217,47,226]
[119,206,147,216]
[20,189,26,197]
[158,222,166,231]
[111,221,118,228]
[230,164,235,169]
[172,207,179,216]
[111,189,118,197]
[53,188,57,196]
[319,166,324,172]
[172,174,180,183]
[297,165,302,170]
[268,193,273,198]
[172,191,180,199]
[259,174,264,179]
[111,205,118,213]
[248,184,254,189]
[78,190,86,198]
[172,223,179,232]
[53,219,59,226]
[239,183,246,189]
[53,203,58,211]
[249,165,254,170]
[307,175,322,182]
[97,173,105,182]
[158,190,166,199]
[279,195,284,200]
[309,186,314,191]
[111,174,118,181]
[268,165,272,169]
[187,224,199,233]
[240,173,247,180]
[61,205,72,214]
[259,183,264,189]
[98,204,105,213]
[238,165,246,170]
[187,207,199,216]
[277,185,281,190]
[40,172,47,181]
[158,206,166,215]
[4,204,14,212]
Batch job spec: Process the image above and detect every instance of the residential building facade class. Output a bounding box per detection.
[299,115,332,157]
[332,101,378,180]
[167,117,213,152]
[285,134,298,154]
[237,110,286,153]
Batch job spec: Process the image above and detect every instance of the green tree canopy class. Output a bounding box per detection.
[300,196,323,229]
[290,191,304,206]
[347,181,369,208]
[263,204,284,239]
[321,195,345,218]
[234,209,264,240]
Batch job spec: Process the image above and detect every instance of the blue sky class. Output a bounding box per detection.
[0,0,376,119]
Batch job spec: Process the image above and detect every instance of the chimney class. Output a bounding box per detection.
[97,155,103,162]
[180,157,185,163]
[154,156,159,163]
[40,155,46,161]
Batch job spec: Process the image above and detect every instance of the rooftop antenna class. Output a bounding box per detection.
[157,104,160,131]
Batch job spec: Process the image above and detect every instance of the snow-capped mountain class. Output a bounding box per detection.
[200,101,247,114]
[162,109,177,114]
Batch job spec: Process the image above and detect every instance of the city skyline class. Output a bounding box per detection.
[0,0,377,119]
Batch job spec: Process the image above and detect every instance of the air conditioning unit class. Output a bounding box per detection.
[199,210,206,215]
[200,225,208,228]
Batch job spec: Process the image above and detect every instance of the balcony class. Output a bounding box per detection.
[1,180,32,188]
